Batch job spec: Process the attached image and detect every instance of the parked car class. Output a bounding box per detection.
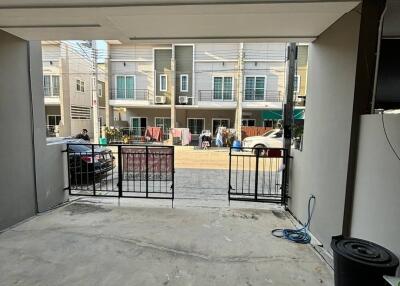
[67,140,115,184]
[242,129,283,150]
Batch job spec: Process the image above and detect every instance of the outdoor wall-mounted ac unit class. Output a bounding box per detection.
[179,96,188,104]
[155,96,166,104]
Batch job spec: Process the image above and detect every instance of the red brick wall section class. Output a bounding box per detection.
[241,127,272,139]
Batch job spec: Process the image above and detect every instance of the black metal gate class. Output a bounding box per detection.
[228,147,288,205]
[67,143,174,203]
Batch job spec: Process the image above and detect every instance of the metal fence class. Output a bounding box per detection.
[66,143,174,204]
[228,147,288,204]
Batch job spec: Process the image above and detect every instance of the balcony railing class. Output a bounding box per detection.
[243,90,283,102]
[198,90,237,102]
[111,89,150,100]
[44,87,60,97]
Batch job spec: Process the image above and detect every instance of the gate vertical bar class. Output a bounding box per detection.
[145,146,149,198]
[91,144,96,196]
[171,146,175,208]
[118,145,122,197]
[281,149,287,206]
[66,144,71,195]
[228,147,232,204]
[254,148,259,201]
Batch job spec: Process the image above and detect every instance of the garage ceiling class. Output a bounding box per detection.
[0,0,360,42]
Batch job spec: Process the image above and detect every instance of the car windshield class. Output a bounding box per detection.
[262,130,276,137]
[69,144,91,153]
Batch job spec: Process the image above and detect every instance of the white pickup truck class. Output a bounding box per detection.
[242,129,283,149]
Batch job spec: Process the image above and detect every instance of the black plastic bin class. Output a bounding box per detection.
[331,235,399,286]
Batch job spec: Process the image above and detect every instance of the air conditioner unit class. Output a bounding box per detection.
[179,96,188,104]
[155,96,166,104]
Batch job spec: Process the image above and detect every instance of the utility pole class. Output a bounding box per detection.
[235,43,244,140]
[170,45,176,129]
[283,42,297,202]
[91,40,100,142]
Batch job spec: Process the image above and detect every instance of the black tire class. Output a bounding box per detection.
[253,144,267,156]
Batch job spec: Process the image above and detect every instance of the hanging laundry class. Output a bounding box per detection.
[145,127,163,142]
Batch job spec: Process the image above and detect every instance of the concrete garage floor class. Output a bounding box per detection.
[0,201,333,286]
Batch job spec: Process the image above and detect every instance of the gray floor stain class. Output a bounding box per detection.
[63,203,112,215]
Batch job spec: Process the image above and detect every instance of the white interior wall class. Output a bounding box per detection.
[350,114,400,263]
[288,8,361,251]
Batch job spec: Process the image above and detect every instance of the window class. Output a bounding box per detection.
[47,115,61,126]
[213,76,233,100]
[294,75,300,93]
[43,75,60,97]
[76,79,85,92]
[180,74,188,92]
[130,117,147,136]
[245,76,266,100]
[98,82,103,97]
[160,74,167,92]
[46,115,61,137]
[263,119,281,129]
[116,75,135,99]
[155,117,171,134]
[242,119,256,126]
[71,105,91,120]
[212,119,230,135]
[187,118,204,135]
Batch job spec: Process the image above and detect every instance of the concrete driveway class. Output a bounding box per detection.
[0,201,333,286]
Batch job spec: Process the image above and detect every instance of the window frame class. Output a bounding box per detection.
[212,76,234,101]
[244,75,267,101]
[294,75,301,93]
[212,118,230,134]
[47,114,61,126]
[155,117,172,133]
[242,119,256,127]
[76,79,85,93]
[180,74,189,92]
[98,82,103,97]
[160,74,168,92]
[43,74,60,97]
[187,118,205,135]
[115,75,136,99]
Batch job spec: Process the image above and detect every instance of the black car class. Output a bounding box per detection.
[68,143,115,184]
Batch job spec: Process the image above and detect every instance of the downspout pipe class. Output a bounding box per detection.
[370,6,387,114]
[27,41,39,214]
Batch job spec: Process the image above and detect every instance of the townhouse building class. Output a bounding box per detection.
[107,42,307,140]
[42,41,107,139]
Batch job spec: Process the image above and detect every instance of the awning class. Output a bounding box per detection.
[262,109,305,120]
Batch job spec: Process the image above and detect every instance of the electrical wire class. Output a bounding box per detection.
[271,195,316,244]
[381,112,400,161]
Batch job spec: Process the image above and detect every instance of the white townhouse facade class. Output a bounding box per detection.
[42,41,107,139]
[106,42,307,140]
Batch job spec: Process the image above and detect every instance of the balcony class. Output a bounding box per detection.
[197,90,237,109]
[242,90,283,109]
[43,87,60,105]
[109,89,172,107]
